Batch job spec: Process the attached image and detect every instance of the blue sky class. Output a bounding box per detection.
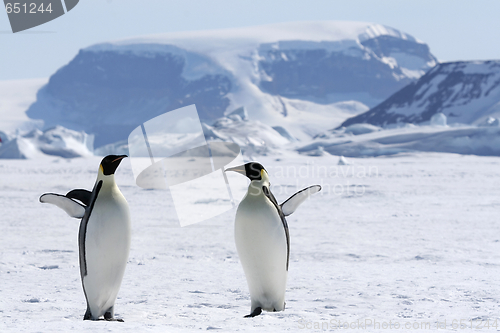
[1,0,499,81]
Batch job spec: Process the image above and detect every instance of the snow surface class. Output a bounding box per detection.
[0,78,47,134]
[1,153,500,332]
[203,116,291,157]
[338,156,350,165]
[277,97,370,140]
[0,126,94,159]
[430,113,447,127]
[344,124,381,136]
[479,117,500,127]
[299,124,500,157]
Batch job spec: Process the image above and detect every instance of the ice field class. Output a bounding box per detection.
[1,152,500,332]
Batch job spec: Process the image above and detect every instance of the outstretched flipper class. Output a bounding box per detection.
[280,185,321,216]
[66,189,92,206]
[40,193,86,218]
[244,307,262,318]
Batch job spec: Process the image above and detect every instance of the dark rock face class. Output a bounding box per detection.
[259,48,409,99]
[257,36,437,103]
[341,61,500,127]
[27,45,232,147]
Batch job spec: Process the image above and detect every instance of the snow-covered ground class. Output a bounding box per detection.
[1,153,500,332]
[0,78,47,134]
[300,123,500,157]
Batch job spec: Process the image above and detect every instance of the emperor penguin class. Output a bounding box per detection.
[40,155,131,321]
[225,162,321,317]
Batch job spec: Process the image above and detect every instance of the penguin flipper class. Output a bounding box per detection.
[66,189,92,206]
[280,185,321,216]
[40,193,86,218]
[244,307,262,318]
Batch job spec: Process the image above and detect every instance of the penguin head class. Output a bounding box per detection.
[99,155,128,177]
[225,162,270,183]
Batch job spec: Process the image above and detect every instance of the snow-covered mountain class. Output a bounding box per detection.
[25,21,437,148]
[341,60,500,127]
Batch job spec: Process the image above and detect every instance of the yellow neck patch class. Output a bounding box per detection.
[261,169,269,181]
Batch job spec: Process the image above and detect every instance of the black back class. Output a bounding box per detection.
[262,185,290,271]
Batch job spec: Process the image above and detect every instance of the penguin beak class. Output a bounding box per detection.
[224,165,246,176]
[112,155,128,163]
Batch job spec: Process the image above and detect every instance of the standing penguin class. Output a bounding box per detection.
[40,155,131,321]
[225,162,321,317]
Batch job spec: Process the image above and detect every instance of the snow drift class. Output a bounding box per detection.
[298,125,500,157]
[0,126,94,159]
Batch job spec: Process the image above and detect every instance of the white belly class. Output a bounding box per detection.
[83,190,131,318]
[234,195,288,312]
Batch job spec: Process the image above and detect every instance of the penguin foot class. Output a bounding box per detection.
[244,307,262,318]
[105,318,124,322]
[104,308,123,322]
